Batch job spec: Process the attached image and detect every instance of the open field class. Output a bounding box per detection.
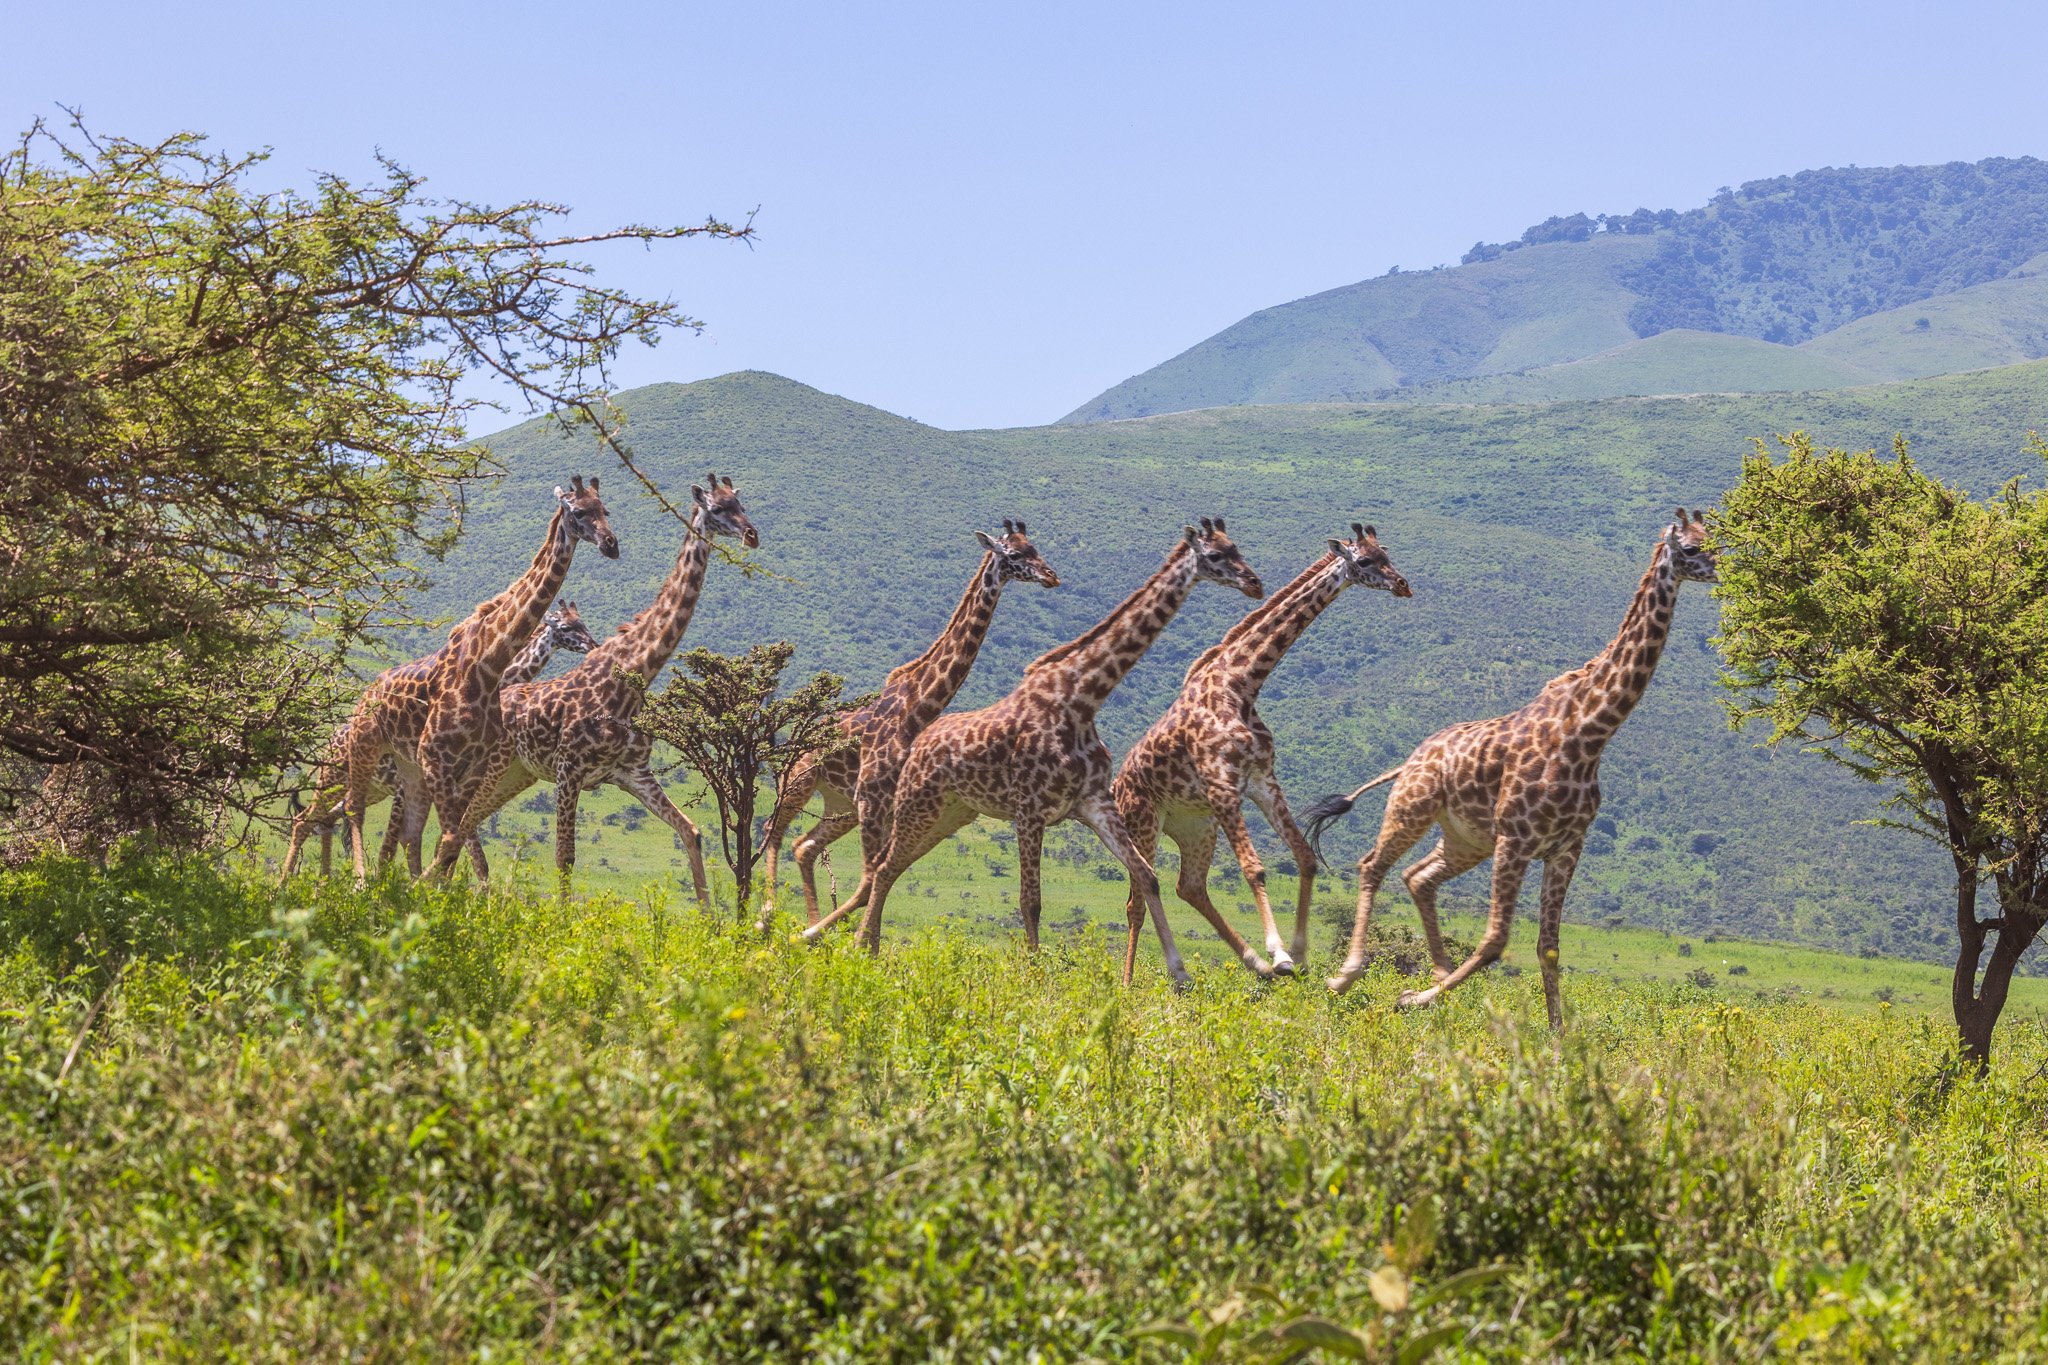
[9,854,2048,1358]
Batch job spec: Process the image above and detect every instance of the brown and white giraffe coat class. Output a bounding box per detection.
[1114,523,1410,978]
[805,520,1264,989]
[1315,510,1718,1027]
[281,602,599,880]
[759,520,1060,927]
[457,476,759,901]
[413,478,620,880]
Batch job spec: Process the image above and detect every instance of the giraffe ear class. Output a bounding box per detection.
[1184,525,1202,546]
[974,530,999,550]
[1329,538,1352,561]
[553,485,568,500]
[690,484,707,506]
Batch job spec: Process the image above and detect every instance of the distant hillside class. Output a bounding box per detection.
[1064,158,2048,422]
[416,363,2048,965]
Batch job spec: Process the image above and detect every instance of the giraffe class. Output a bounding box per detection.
[455,475,759,901]
[1113,523,1411,979]
[413,477,620,880]
[1307,510,1718,1028]
[804,519,1265,990]
[281,601,598,880]
[757,520,1061,928]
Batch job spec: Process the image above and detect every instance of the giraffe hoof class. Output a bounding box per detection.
[1326,968,1360,995]
[1170,974,1195,995]
[1269,955,1298,978]
[1395,989,1434,1011]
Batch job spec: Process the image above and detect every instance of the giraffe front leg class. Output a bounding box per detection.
[847,802,976,953]
[1247,771,1317,968]
[1398,843,1530,1011]
[616,764,711,912]
[759,759,820,923]
[1405,837,1488,982]
[1016,819,1044,951]
[1535,844,1582,1031]
[1074,792,1185,990]
[1204,779,1291,975]
[1329,793,1438,995]
[1162,811,1273,980]
[792,796,857,926]
[552,780,583,901]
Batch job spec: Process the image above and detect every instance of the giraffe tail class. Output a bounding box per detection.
[1301,767,1404,858]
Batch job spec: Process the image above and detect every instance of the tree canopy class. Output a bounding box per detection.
[1716,432,2048,1065]
[0,115,748,851]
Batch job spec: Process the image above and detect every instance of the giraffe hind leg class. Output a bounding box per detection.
[1161,810,1273,980]
[1397,842,1531,1012]
[1247,770,1318,969]
[1328,785,1440,995]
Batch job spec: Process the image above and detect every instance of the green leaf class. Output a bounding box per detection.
[1412,1263,1511,1312]
[1396,1322,1466,1365]
[1130,1322,1200,1348]
[1275,1316,1371,1358]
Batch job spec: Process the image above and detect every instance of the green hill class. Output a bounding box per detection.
[406,362,2048,966]
[1065,158,2048,422]
[1400,329,1880,404]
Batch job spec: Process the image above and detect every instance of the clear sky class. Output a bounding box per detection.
[9,1,2047,430]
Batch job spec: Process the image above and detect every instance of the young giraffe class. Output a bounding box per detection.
[805,519,1265,989]
[1309,510,1718,1027]
[757,520,1061,928]
[1113,523,1411,979]
[414,478,620,880]
[456,476,759,900]
[282,602,598,880]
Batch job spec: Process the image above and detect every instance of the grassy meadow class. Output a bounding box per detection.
[8,851,2048,1360]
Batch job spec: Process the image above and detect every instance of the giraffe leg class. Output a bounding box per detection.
[390,770,433,877]
[1328,789,1440,995]
[1202,775,1292,975]
[317,823,333,879]
[425,738,515,882]
[1535,843,1583,1031]
[1162,810,1273,979]
[1404,837,1489,982]
[759,759,821,922]
[791,794,858,925]
[615,763,711,911]
[1016,819,1045,950]
[1073,791,1184,990]
[1397,843,1532,1011]
[551,780,584,901]
[1246,771,1318,968]
[1116,793,1160,952]
[838,802,976,952]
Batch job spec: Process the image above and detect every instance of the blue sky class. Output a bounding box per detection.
[10,1,2047,429]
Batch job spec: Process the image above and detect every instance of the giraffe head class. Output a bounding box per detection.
[551,476,621,559]
[973,518,1061,588]
[542,599,600,654]
[690,473,761,548]
[1328,522,1412,598]
[1185,516,1264,598]
[1664,507,1718,584]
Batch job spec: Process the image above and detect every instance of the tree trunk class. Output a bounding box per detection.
[1951,861,2045,1072]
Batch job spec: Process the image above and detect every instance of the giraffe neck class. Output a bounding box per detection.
[1185,553,1345,702]
[1558,542,1680,747]
[502,625,561,687]
[451,508,578,695]
[1025,541,1198,718]
[585,509,713,693]
[878,552,1005,731]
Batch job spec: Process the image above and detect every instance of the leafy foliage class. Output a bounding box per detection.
[1717,433,2048,1063]
[0,115,747,850]
[9,857,2048,1356]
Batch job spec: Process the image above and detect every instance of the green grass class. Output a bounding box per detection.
[10,854,2048,1358]
[1401,329,1880,404]
[408,361,2048,969]
[1801,254,2048,380]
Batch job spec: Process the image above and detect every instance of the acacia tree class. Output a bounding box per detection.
[633,644,863,918]
[0,114,749,852]
[1717,433,2048,1069]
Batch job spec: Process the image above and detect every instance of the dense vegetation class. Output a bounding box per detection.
[419,363,2048,968]
[0,117,745,849]
[1066,157,2048,422]
[7,855,2048,1358]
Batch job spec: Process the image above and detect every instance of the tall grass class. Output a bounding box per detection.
[4,855,2047,1359]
